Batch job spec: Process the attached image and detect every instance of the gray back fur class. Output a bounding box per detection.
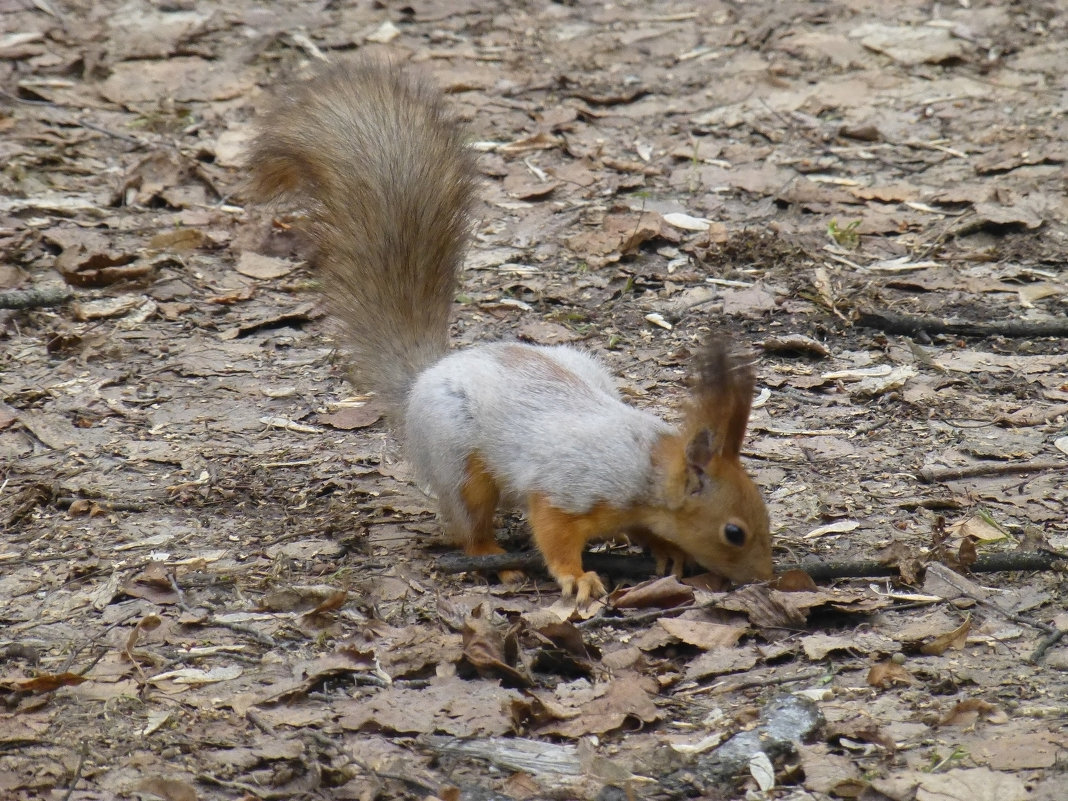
[405,343,672,515]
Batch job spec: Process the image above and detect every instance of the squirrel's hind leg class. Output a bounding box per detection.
[448,452,525,586]
[527,494,607,604]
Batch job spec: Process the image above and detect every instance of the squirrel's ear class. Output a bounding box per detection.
[685,427,717,466]
[684,428,719,495]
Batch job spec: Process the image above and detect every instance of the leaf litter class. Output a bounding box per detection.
[1,0,1066,799]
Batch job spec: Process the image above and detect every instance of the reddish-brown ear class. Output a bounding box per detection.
[684,428,719,494]
[689,341,756,458]
[685,427,716,466]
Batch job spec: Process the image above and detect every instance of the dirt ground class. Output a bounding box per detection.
[2,1,1067,799]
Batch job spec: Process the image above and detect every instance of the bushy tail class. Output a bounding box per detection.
[247,61,476,415]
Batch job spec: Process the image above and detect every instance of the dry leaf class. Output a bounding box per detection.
[760,334,831,358]
[867,660,912,688]
[946,514,1009,543]
[683,645,760,681]
[657,618,747,650]
[235,251,297,280]
[775,569,818,592]
[134,778,198,801]
[536,675,661,738]
[461,611,530,687]
[2,673,88,693]
[610,576,694,609]
[940,698,1009,727]
[850,22,968,65]
[565,212,663,268]
[662,212,712,231]
[337,678,520,737]
[318,402,384,430]
[803,520,860,539]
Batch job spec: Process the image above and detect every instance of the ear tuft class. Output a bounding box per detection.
[689,339,756,458]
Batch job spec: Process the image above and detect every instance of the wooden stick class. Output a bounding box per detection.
[791,550,1064,580]
[436,549,1065,582]
[857,309,1068,339]
[0,286,73,310]
[918,462,1068,484]
[436,550,653,578]
[1030,629,1066,665]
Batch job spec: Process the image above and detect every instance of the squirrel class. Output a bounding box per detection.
[248,61,773,603]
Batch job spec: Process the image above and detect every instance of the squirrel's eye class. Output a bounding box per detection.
[724,523,747,547]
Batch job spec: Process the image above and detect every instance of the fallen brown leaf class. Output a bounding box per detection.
[657,618,747,650]
[940,698,1009,728]
[535,674,661,738]
[867,660,912,688]
[920,617,971,656]
[610,575,694,609]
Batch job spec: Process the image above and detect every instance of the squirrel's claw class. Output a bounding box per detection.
[559,571,606,605]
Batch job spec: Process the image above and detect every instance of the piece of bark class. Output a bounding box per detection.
[0,286,73,309]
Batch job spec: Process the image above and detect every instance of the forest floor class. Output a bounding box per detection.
[1,1,1066,799]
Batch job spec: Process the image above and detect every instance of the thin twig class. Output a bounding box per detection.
[794,550,1065,580]
[161,568,277,647]
[857,309,1068,339]
[61,608,140,674]
[167,571,194,615]
[578,603,692,629]
[0,88,151,148]
[350,757,438,794]
[75,647,113,678]
[918,462,1068,483]
[196,773,269,799]
[436,549,656,578]
[60,741,90,801]
[209,618,278,648]
[246,709,276,735]
[1030,629,1067,664]
[199,757,322,800]
[77,119,147,147]
[55,496,150,512]
[438,549,1065,582]
[692,667,829,696]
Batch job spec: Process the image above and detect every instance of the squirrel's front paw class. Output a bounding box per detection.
[558,571,606,605]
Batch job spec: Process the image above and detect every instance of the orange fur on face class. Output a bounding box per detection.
[654,451,772,583]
